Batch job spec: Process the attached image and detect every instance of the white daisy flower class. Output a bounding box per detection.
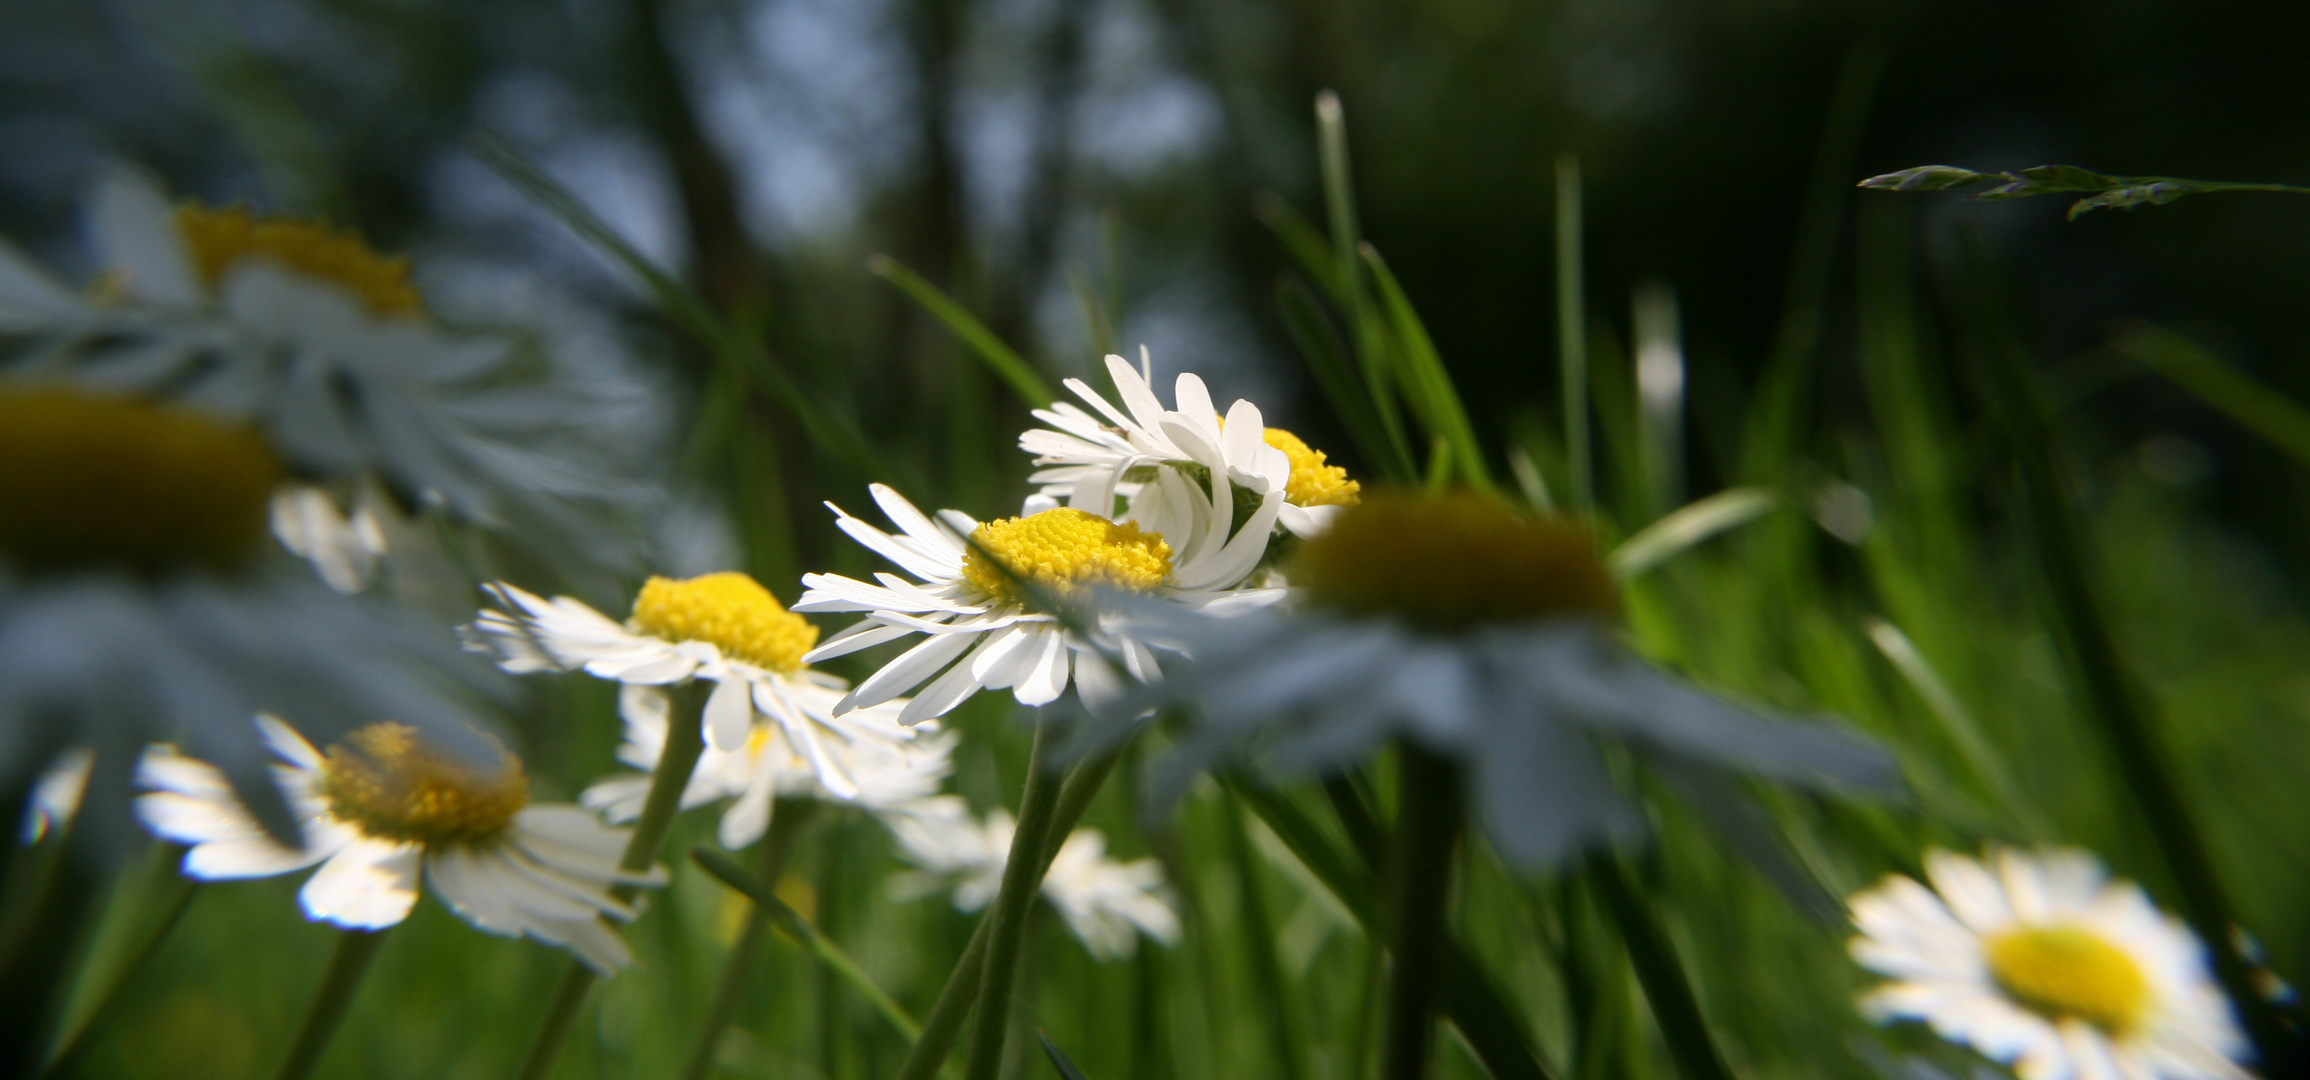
[884,795,1180,959]
[1849,847,2249,1080]
[1023,353,1360,540]
[1100,490,1896,868]
[0,385,498,852]
[466,573,895,804]
[137,717,659,973]
[0,166,656,583]
[581,682,955,850]
[793,482,1283,724]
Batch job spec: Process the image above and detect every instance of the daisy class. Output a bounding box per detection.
[465,572,894,803]
[137,716,659,973]
[1098,489,1897,868]
[0,166,656,584]
[793,481,1283,724]
[884,795,1180,959]
[1848,847,2249,1080]
[1022,353,1360,540]
[0,384,497,852]
[581,683,955,850]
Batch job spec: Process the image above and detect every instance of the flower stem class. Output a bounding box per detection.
[679,800,818,1080]
[1221,793,1304,1080]
[37,875,200,1079]
[271,927,389,1080]
[963,714,1061,1080]
[896,741,1119,1080]
[513,678,712,1080]
[1585,855,1735,1080]
[1382,745,1463,1080]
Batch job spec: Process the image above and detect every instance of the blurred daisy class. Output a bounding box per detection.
[885,795,1179,959]
[137,717,658,973]
[1849,848,2248,1080]
[467,573,888,804]
[794,482,1282,724]
[1022,353,1358,539]
[0,166,655,584]
[1105,490,1896,868]
[0,385,496,851]
[582,683,955,850]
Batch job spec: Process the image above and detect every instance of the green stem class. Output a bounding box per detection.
[1555,154,1590,511]
[962,716,1062,1080]
[1585,856,1735,1080]
[1222,794,1304,1080]
[37,876,200,1079]
[513,678,711,1080]
[271,928,389,1080]
[679,801,819,1080]
[896,745,1120,1080]
[1382,746,1463,1080]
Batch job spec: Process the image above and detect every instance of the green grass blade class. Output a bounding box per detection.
[1276,278,1412,479]
[2110,323,2310,471]
[691,848,925,1044]
[1036,1030,1093,1080]
[1255,192,1347,301]
[1608,488,1776,581]
[1361,244,1495,493]
[1556,155,1591,511]
[869,253,1055,409]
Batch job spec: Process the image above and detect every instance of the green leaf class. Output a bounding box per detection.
[1036,1031,1092,1080]
[1607,487,1777,581]
[2109,323,2310,471]
[1360,244,1495,493]
[868,253,1056,408]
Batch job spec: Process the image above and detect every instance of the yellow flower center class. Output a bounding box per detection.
[1985,924,2154,1037]
[0,387,279,574]
[1294,491,1615,630]
[630,572,819,673]
[1262,427,1361,507]
[318,723,528,846]
[173,204,424,318]
[961,508,1174,607]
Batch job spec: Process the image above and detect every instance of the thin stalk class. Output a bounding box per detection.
[680,801,819,1080]
[1317,90,1415,479]
[37,876,200,1078]
[271,928,389,1080]
[963,715,1063,1080]
[513,679,712,1080]
[896,746,1120,1080]
[1382,747,1464,1080]
[1555,154,1590,512]
[1585,856,1735,1080]
[1222,794,1304,1080]
[691,846,924,1042]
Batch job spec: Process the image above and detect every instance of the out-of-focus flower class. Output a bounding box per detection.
[794,484,1281,724]
[1848,848,2248,1080]
[468,574,901,807]
[0,167,657,584]
[884,795,1179,959]
[1103,490,1895,868]
[582,682,954,849]
[270,486,390,595]
[1022,353,1358,540]
[0,385,496,850]
[19,747,94,843]
[138,717,657,973]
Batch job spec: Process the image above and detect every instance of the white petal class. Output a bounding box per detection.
[299,840,422,929]
[704,675,753,751]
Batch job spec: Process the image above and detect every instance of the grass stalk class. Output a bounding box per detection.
[36,875,200,1079]
[1585,856,1735,1080]
[513,679,712,1080]
[1221,793,1304,1080]
[962,714,1063,1080]
[1381,746,1464,1080]
[271,928,389,1080]
[679,801,820,1080]
[1555,154,1590,512]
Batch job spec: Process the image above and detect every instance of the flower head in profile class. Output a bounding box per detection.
[1107,489,1895,867]
[793,482,1283,724]
[1022,353,1358,540]
[1848,848,2248,1080]
[0,167,656,588]
[468,573,904,805]
[884,795,1179,959]
[138,717,657,973]
[581,683,954,850]
[0,385,496,853]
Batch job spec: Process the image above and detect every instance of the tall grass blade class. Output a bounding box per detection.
[1556,155,1591,511]
[870,253,1056,408]
[1363,244,1496,493]
[1037,1030,1093,1080]
[1608,488,1776,581]
[2109,323,2310,471]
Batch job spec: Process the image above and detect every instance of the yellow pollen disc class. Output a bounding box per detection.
[173,204,424,317]
[318,723,528,846]
[631,572,819,673]
[961,508,1173,607]
[1985,924,2154,1037]
[1294,490,1615,630]
[0,387,278,574]
[1262,427,1361,507]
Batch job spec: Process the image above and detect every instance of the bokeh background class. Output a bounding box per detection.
[12,2,2310,1078]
